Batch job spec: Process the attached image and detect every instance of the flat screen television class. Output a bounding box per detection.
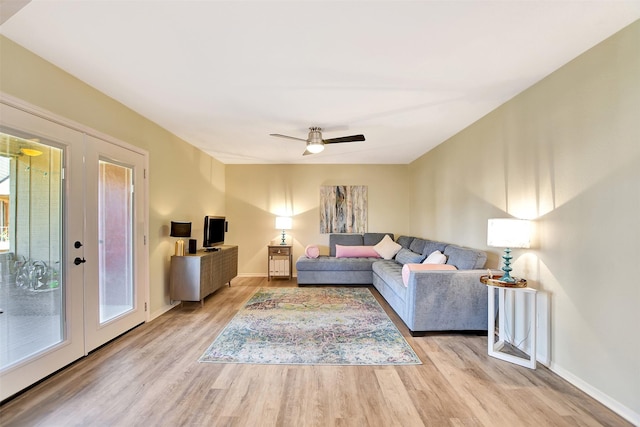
[203,216,227,249]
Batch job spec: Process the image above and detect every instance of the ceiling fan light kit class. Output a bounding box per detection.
[270,126,365,156]
[306,142,324,154]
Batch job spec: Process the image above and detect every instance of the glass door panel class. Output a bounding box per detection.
[84,135,145,353]
[1,101,84,402]
[0,133,64,369]
[98,160,134,323]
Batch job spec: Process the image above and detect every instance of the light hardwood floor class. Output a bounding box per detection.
[0,277,631,426]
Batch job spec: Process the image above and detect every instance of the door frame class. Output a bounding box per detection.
[0,93,149,401]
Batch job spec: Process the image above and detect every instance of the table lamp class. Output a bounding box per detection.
[487,218,531,283]
[275,216,292,245]
[170,221,191,255]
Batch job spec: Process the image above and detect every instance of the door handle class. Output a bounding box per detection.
[74,257,86,265]
[74,241,83,249]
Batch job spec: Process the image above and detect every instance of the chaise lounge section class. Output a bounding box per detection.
[296,233,392,285]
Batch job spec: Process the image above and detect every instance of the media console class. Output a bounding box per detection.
[170,245,238,306]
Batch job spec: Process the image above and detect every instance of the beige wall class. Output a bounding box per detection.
[0,36,226,317]
[225,164,409,275]
[2,18,638,420]
[408,21,639,420]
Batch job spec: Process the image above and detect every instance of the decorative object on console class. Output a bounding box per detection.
[319,185,367,234]
[170,221,191,256]
[487,218,531,283]
[275,216,292,245]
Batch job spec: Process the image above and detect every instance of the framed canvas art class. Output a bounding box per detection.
[319,185,367,233]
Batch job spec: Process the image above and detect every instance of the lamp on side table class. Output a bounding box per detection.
[275,216,292,245]
[484,218,536,369]
[487,218,531,283]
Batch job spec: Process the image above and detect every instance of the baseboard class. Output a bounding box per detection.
[237,273,298,278]
[549,362,639,425]
[149,301,180,321]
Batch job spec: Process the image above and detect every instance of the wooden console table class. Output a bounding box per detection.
[170,245,238,306]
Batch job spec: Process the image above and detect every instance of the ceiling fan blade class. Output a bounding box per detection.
[323,134,365,144]
[270,133,307,142]
[302,149,314,156]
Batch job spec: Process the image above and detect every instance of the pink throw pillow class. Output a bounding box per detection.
[305,245,320,259]
[335,245,381,258]
[401,263,457,287]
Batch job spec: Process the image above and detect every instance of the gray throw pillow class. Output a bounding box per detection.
[394,248,425,265]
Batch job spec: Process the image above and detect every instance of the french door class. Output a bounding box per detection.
[0,100,148,401]
[83,135,146,352]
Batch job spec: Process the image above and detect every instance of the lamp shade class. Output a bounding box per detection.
[487,219,531,249]
[275,216,292,230]
[170,221,192,238]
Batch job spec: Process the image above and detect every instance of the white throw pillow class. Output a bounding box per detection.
[373,235,402,260]
[423,250,447,264]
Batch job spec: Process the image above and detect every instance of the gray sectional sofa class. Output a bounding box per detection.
[296,233,489,335]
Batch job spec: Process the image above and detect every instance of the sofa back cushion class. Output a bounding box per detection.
[363,233,394,246]
[329,234,364,256]
[421,240,449,257]
[396,236,414,249]
[443,245,487,269]
[408,238,427,254]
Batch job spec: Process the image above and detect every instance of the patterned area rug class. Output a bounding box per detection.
[199,287,421,365]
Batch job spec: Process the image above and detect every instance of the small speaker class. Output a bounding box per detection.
[188,239,197,254]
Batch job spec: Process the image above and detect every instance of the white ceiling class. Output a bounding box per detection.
[1,1,639,164]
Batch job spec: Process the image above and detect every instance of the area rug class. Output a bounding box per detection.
[199,287,421,365]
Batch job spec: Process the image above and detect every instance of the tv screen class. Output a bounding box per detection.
[204,216,226,248]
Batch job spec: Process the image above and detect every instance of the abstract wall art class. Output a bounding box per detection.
[319,185,367,234]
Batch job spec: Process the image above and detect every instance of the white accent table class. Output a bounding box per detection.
[486,280,537,369]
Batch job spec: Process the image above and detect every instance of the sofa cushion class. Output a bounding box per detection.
[409,238,427,255]
[421,240,449,257]
[372,259,404,288]
[296,256,378,271]
[396,235,414,250]
[423,250,446,264]
[329,234,364,256]
[335,245,380,258]
[373,235,402,260]
[363,233,394,246]
[444,245,487,269]
[394,248,424,265]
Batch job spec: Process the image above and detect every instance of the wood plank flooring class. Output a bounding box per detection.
[0,277,631,426]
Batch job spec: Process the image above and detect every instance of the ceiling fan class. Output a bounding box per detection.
[270,127,365,155]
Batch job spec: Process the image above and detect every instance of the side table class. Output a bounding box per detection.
[268,245,292,280]
[482,275,537,369]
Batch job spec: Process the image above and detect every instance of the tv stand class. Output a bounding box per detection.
[170,245,238,306]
